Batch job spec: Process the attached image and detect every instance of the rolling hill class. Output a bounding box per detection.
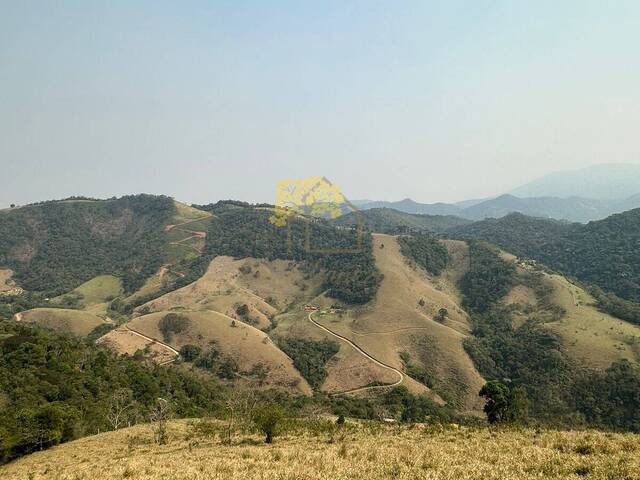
[3,194,640,466]
[450,209,640,305]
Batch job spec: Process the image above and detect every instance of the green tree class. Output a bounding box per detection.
[253,404,285,444]
[479,381,528,424]
[179,344,202,362]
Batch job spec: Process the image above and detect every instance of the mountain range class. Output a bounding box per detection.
[354,163,640,223]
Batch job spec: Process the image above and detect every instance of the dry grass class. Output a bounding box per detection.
[97,326,176,364]
[15,308,107,337]
[3,420,639,480]
[544,273,640,368]
[140,256,320,330]
[122,311,311,395]
[0,268,15,292]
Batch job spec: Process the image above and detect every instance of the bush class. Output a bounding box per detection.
[179,344,202,362]
[253,404,285,444]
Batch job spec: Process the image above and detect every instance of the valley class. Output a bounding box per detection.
[2,195,640,467]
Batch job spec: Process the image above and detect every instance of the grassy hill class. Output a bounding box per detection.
[15,308,108,337]
[3,420,639,480]
[450,209,640,306]
[272,234,485,412]
[333,207,471,233]
[118,310,312,395]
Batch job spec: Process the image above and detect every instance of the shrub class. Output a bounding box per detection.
[253,404,285,444]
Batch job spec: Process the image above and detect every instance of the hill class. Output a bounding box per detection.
[450,209,640,305]
[461,194,640,223]
[3,420,640,480]
[334,207,471,233]
[113,310,312,395]
[0,195,175,295]
[272,234,485,412]
[510,163,640,199]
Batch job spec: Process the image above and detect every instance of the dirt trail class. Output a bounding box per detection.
[123,324,179,365]
[164,215,212,232]
[308,312,404,394]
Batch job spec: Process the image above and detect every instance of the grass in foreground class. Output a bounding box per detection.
[2,420,639,479]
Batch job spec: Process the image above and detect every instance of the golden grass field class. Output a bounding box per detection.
[97,326,177,364]
[544,273,640,368]
[3,420,640,480]
[15,308,108,337]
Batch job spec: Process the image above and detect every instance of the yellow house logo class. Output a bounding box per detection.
[269,176,363,254]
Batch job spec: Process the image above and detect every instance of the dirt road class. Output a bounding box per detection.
[307,312,404,394]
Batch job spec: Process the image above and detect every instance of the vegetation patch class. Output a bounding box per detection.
[398,234,450,276]
[276,337,339,390]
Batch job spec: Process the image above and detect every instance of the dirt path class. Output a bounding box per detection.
[123,325,180,365]
[164,215,212,232]
[308,312,404,395]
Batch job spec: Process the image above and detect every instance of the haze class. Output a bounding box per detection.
[2,1,640,207]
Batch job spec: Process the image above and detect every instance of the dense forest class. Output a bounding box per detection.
[0,195,175,295]
[451,209,640,304]
[459,242,640,430]
[201,205,383,304]
[0,321,224,463]
[398,234,450,276]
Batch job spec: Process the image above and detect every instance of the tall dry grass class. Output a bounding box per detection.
[2,419,639,479]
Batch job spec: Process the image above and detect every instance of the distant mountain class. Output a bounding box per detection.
[510,163,640,199]
[460,194,640,223]
[353,198,462,216]
[334,207,471,234]
[356,193,640,223]
[450,208,640,304]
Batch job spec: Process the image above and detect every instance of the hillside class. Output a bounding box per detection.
[461,194,640,223]
[0,195,175,295]
[273,234,485,412]
[115,310,312,395]
[334,207,471,233]
[450,210,640,305]
[3,420,640,480]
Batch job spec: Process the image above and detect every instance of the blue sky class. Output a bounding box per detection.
[2,1,640,206]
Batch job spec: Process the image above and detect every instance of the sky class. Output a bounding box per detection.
[2,1,640,207]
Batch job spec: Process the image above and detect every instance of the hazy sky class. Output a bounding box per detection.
[2,1,640,207]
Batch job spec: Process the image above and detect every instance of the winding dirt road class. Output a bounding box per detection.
[307,312,404,395]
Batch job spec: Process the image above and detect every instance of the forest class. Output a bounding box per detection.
[0,195,175,295]
[451,209,640,304]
